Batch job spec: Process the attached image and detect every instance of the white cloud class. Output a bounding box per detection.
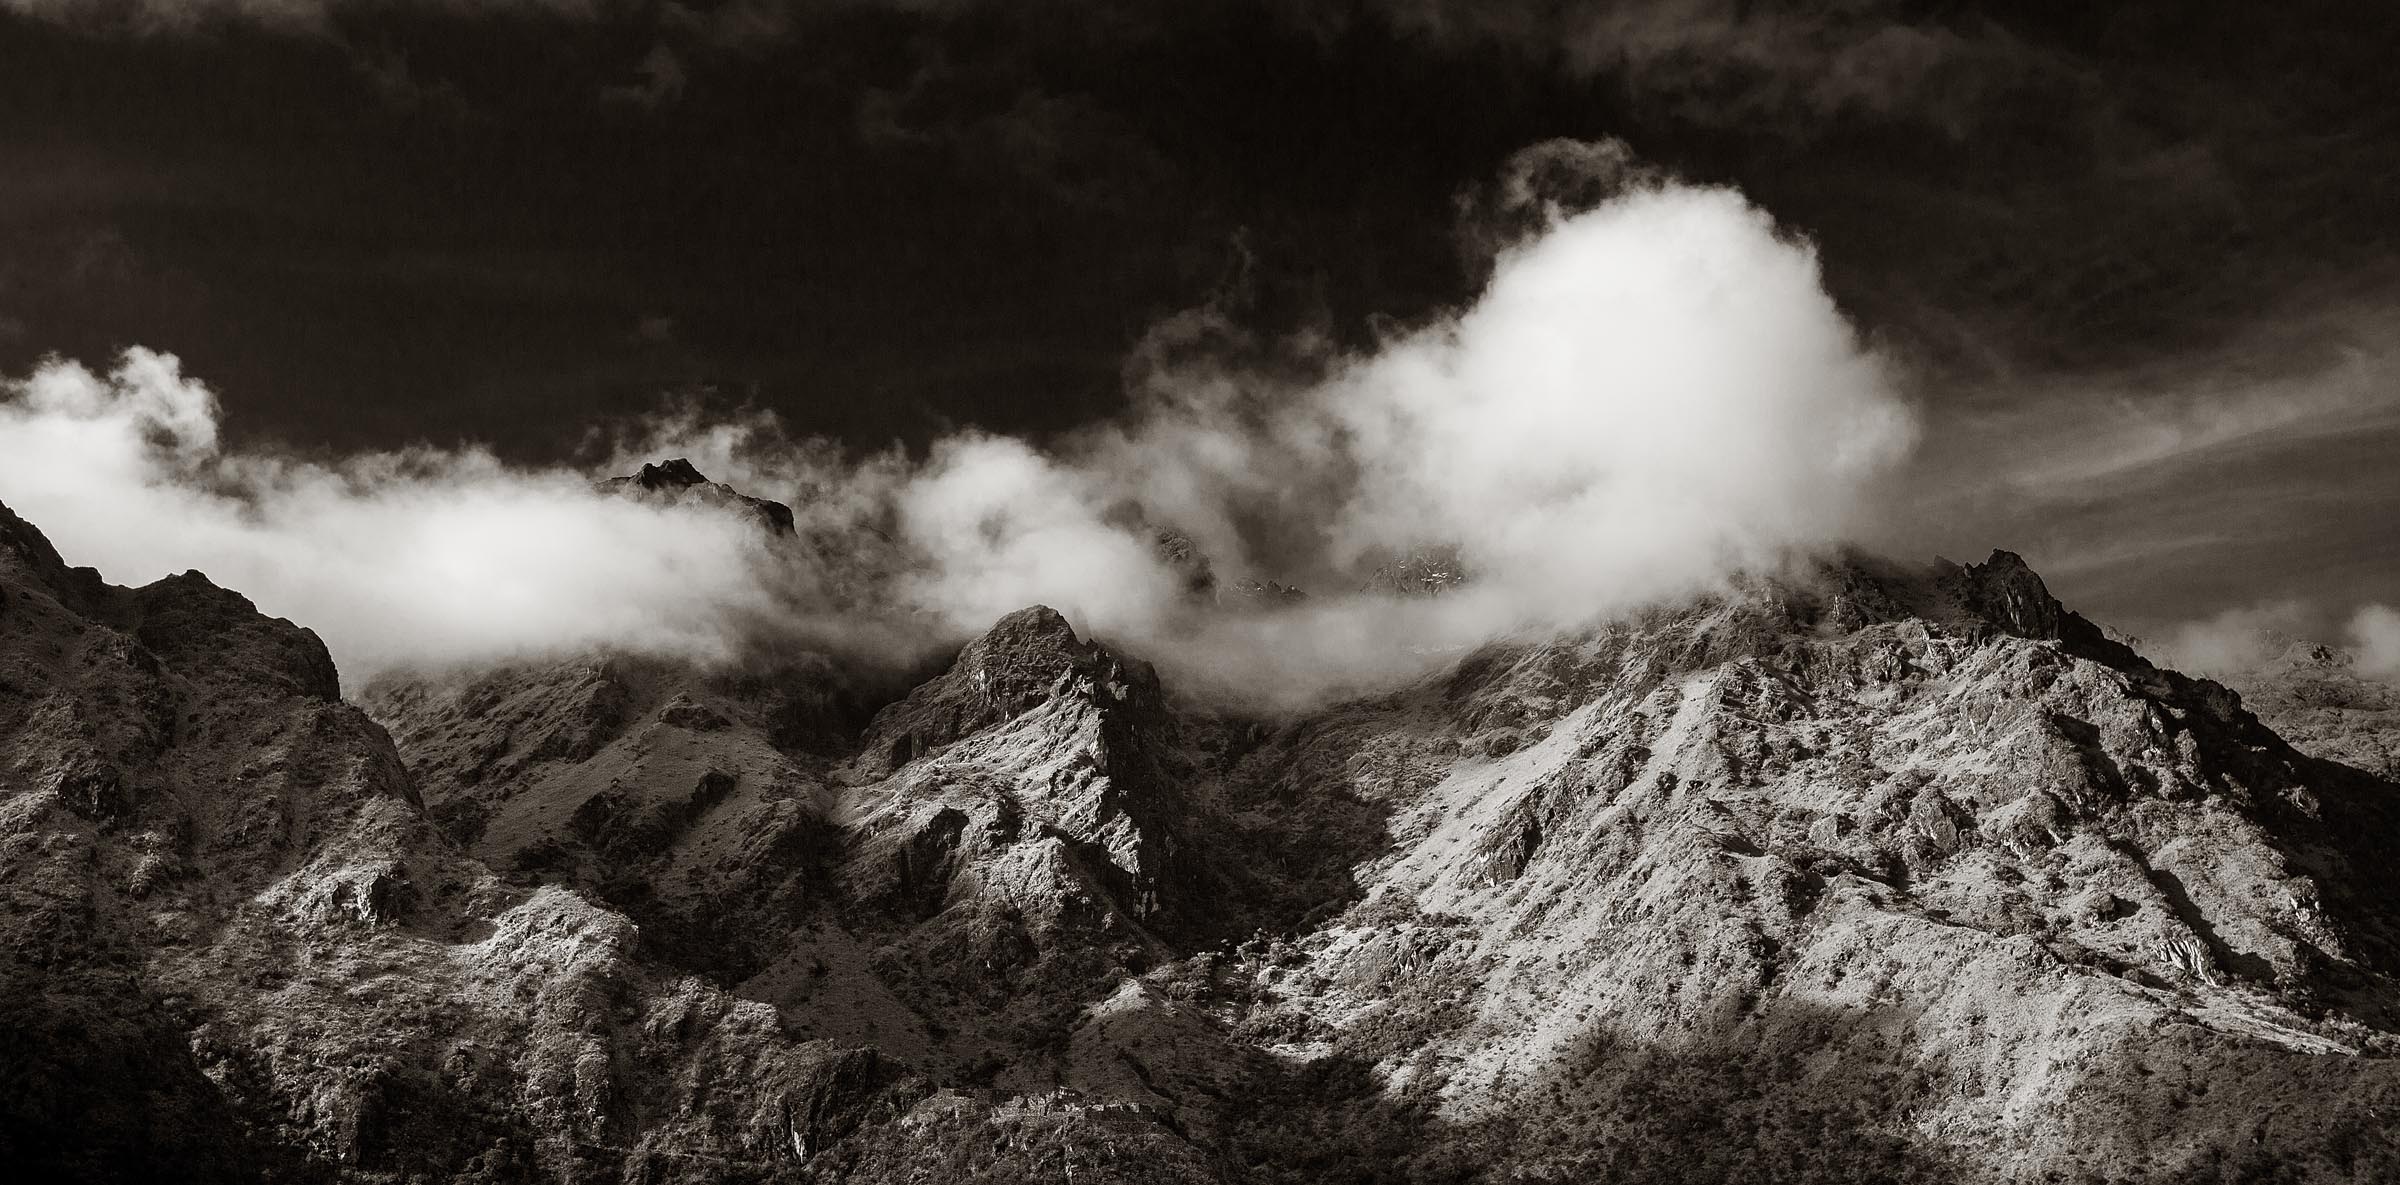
[1312,179,1912,616]
[1068,153,1915,705]
[0,140,1919,710]
[0,350,792,682]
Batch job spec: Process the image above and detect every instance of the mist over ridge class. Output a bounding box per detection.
[0,140,1919,706]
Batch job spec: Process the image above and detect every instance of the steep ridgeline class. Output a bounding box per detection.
[9,475,2400,1182]
[0,502,900,1184]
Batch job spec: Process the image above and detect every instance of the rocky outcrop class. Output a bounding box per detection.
[861,606,1153,767]
[1941,548,2067,640]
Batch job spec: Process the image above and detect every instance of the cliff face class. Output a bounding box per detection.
[8,490,2400,1183]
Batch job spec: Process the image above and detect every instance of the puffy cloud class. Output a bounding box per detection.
[0,141,1918,710]
[895,433,1181,640]
[1311,178,1911,616]
[1085,144,1911,624]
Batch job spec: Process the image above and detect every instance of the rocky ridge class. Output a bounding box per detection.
[6,481,2400,1182]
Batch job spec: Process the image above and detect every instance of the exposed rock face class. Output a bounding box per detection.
[358,649,868,989]
[9,486,2400,1182]
[856,608,1194,918]
[1940,548,2067,640]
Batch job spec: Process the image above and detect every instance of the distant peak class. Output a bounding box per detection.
[633,458,710,489]
[599,458,796,536]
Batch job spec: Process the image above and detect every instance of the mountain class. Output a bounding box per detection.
[6,486,2400,1183]
[600,458,799,537]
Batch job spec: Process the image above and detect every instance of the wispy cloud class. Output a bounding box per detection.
[1869,286,2400,632]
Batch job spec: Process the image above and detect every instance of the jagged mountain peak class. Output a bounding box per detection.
[120,569,345,702]
[1944,546,2070,639]
[859,603,1163,775]
[629,456,711,488]
[954,604,1156,711]
[961,603,1084,672]
[598,456,797,536]
[1,499,344,702]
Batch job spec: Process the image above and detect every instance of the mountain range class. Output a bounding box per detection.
[4,466,2397,1184]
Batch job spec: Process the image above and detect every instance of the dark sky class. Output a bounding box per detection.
[2,0,2396,634]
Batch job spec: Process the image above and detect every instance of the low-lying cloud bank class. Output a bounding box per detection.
[0,141,1919,709]
[0,348,809,675]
